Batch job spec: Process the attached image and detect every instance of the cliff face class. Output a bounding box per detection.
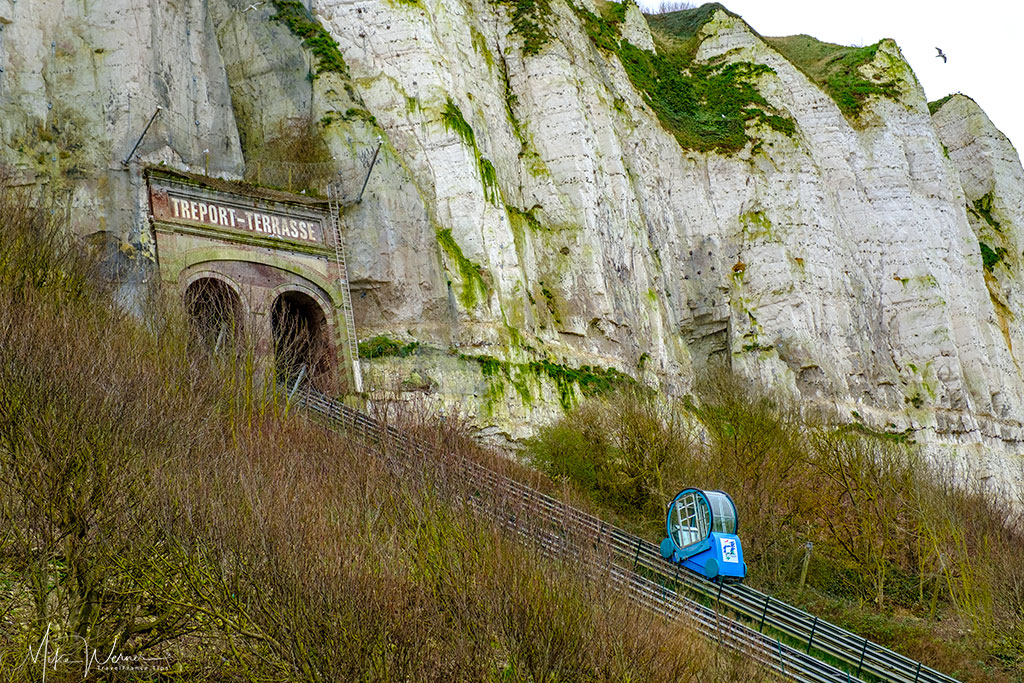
[1,0,1021,491]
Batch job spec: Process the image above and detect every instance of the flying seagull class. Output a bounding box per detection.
[935,47,947,63]
[243,1,265,11]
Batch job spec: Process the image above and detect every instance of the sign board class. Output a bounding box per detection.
[149,180,327,247]
[720,537,738,564]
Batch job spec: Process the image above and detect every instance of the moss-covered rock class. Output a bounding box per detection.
[766,35,901,120]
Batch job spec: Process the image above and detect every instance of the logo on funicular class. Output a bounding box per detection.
[720,537,738,563]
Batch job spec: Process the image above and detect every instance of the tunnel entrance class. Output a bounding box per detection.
[272,290,332,390]
[149,171,361,394]
[185,277,244,353]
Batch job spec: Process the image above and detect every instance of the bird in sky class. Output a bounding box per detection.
[243,2,265,11]
[935,47,947,63]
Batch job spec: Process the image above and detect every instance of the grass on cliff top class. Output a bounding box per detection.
[765,34,901,119]
[644,2,737,53]
[576,3,796,153]
[0,173,770,682]
[928,93,956,115]
[649,8,902,121]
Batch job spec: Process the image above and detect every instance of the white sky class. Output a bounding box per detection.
[636,1,1024,155]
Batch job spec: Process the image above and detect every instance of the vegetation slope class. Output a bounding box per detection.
[0,174,766,681]
[525,379,1024,681]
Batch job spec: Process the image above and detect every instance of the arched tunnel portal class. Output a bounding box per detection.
[148,171,360,395]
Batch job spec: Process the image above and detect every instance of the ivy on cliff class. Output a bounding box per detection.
[489,0,554,55]
[270,1,348,76]
[437,228,491,310]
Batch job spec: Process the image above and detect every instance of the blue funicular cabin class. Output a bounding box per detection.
[660,488,747,582]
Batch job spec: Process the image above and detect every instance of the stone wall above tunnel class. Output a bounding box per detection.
[146,168,360,394]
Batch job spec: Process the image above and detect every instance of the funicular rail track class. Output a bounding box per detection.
[298,388,959,683]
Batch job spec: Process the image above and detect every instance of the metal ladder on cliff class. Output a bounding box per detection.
[327,181,363,393]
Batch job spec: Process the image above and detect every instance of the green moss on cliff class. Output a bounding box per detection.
[506,205,544,233]
[437,228,490,310]
[462,354,637,411]
[270,1,348,76]
[765,35,901,119]
[979,241,1008,273]
[470,26,496,71]
[740,210,774,240]
[539,282,563,326]
[440,99,502,205]
[478,157,501,204]
[441,98,476,148]
[969,192,1002,232]
[488,0,554,55]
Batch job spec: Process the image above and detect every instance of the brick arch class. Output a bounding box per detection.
[148,172,359,394]
[271,287,336,392]
[173,259,343,393]
[173,249,342,308]
[181,269,251,317]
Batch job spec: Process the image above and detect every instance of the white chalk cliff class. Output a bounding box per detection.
[0,0,1021,492]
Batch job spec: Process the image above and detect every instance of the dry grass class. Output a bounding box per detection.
[0,173,769,681]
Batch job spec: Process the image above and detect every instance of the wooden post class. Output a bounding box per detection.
[798,541,813,594]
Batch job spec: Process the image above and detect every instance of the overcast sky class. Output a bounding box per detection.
[636,0,1024,156]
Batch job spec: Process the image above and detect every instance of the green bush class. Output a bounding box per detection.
[526,388,696,525]
[358,334,419,359]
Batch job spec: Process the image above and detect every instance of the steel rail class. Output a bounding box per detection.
[459,464,955,683]
[297,388,959,683]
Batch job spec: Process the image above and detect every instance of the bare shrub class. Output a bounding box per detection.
[525,367,1024,677]
[244,116,335,194]
[688,371,813,584]
[649,1,696,15]
[0,173,768,681]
